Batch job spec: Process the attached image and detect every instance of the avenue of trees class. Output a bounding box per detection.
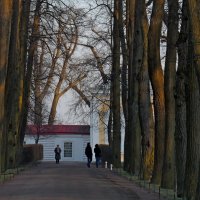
[0,0,200,199]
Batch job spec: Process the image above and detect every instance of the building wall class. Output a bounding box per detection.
[24,134,90,162]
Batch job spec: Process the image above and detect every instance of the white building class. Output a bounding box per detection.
[25,85,125,162]
[24,125,90,162]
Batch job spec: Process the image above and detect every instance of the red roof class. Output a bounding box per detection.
[26,125,90,135]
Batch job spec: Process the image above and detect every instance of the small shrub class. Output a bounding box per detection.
[21,144,43,164]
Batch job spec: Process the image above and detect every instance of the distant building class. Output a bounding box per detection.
[24,125,90,162]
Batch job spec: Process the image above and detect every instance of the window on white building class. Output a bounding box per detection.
[64,142,72,157]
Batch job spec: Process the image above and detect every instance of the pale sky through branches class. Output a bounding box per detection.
[55,0,109,125]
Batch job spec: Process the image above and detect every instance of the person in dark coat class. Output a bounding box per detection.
[85,142,93,168]
[54,145,61,164]
[94,144,101,168]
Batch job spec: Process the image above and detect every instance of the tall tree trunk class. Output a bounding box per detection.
[0,0,13,172]
[184,30,200,200]
[19,0,31,145]
[161,0,178,189]
[118,1,128,169]
[111,0,121,168]
[148,0,165,185]
[139,0,152,180]
[186,0,200,91]
[119,0,128,122]
[33,50,44,127]
[124,0,136,172]
[175,0,188,196]
[5,0,23,169]
[19,0,42,144]
[129,0,143,175]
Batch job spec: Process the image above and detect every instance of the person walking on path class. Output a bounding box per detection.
[85,142,93,168]
[54,145,61,164]
[94,144,101,168]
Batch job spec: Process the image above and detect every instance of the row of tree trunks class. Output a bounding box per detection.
[112,2,200,198]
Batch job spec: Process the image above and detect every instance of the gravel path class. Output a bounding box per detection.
[0,161,164,200]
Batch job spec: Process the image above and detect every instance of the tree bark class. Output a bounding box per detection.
[124,0,136,172]
[0,0,13,172]
[118,0,128,122]
[148,0,165,185]
[129,0,143,175]
[175,0,188,196]
[161,0,178,189]
[184,30,200,200]
[5,0,23,169]
[19,0,42,145]
[111,0,121,168]
[139,0,152,180]
[19,0,31,146]
[186,0,200,91]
